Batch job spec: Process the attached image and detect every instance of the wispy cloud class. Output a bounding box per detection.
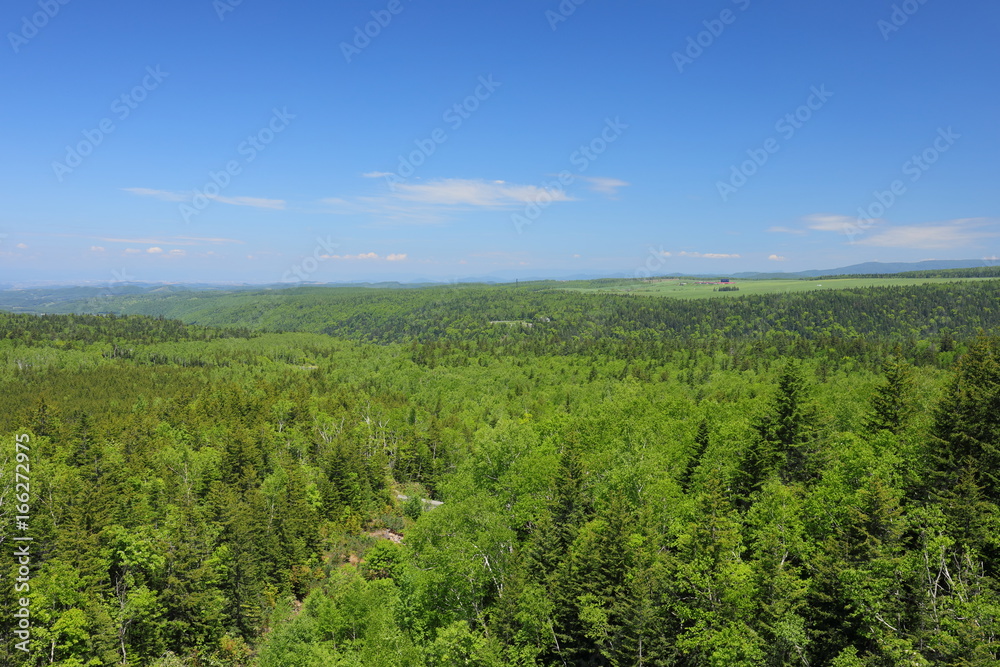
[677,251,741,259]
[124,187,285,210]
[315,252,408,261]
[81,235,242,257]
[122,187,189,202]
[98,236,243,247]
[800,213,998,249]
[854,218,999,249]
[209,195,285,210]
[322,177,579,225]
[32,233,244,246]
[392,178,573,207]
[803,214,869,233]
[768,254,788,261]
[171,236,244,245]
[578,176,629,197]
[767,225,808,235]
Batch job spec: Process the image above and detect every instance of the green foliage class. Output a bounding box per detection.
[926,337,1000,502]
[1,296,999,664]
[255,570,423,667]
[864,355,915,434]
[425,621,499,667]
[12,280,1000,362]
[402,495,424,522]
[360,541,404,582]
[738,361,819,500]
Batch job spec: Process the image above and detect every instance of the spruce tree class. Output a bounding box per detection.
[738,361,817,501]
[864,356,914,435]
[923,337,1000,582]
[680,419,710,491]
[926,336,1000,502]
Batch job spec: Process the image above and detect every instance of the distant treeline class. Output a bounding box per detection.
[807,265,1000,280]
[0,311,256,345]
[17,280,998,352]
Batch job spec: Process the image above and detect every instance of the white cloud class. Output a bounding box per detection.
[35,233,243,246]
[124,188,285,210]
[16,243,28,249]
[122,187,189,202]
[362,171,394,178]
[318,252,381,260]
[124,248,142,254]
[393,178,573,207]
[96,235,244,246]
[801,213,999,249]
[323,176,580,225]
[169,249,186,256]
[209,195,285,210]
[386,253,408,261]
[803,214,871,233]
[768,254,787,261]
[854,218,999,249]
[173,236,242,244]
[677,251,741,259]
[90,246,105,252]
[767,226,808,235]
[147,247,163,254]
[578,176,629,197]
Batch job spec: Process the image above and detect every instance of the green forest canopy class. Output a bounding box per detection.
[1,280,1000,665]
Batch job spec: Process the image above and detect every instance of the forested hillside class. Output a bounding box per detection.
[2,286,1000,665]
[817,265,1000,280]
[13,279,1000,349]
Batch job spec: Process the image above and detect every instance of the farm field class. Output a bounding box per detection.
[559,275,1000,299]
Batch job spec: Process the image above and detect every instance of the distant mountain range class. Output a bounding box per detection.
[729,259,999,280]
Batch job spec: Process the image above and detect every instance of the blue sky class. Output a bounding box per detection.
[1,0,998,284]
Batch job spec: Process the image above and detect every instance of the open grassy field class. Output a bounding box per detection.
[558,276,1000,299]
